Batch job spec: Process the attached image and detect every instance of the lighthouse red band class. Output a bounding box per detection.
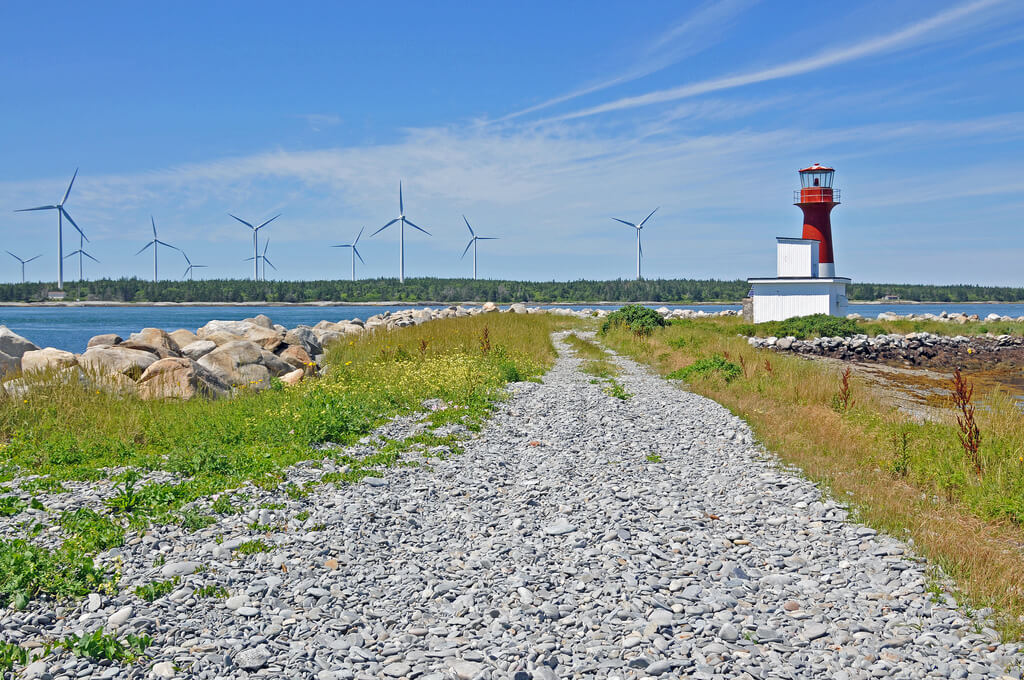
[795,163,839,277]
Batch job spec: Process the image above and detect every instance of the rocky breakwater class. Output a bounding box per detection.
[852,311,1024,324]
[748,331,1024,366]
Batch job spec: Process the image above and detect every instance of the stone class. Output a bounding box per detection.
[450,661,484,679]
[481,301,498,313]
[542,519,576,535]
[180,340,217,361]
[382,661,411,677]
[197,340,289,389]
[233,646,271,671]
[161,561,201,577]
[22,660,48,679]
[0,325,39,359]
[127,328,181,354]
[244,314,275,329]
[168,329,200,347]
[280,368,304,386]
[283,327,323,357]
[20,347,78,373]
[0,350,19,376]
[107,604,133,628]
[79,346,158,380]
[278,344,316,374]
[87,333,123,349]
[509,302,528,314]
[151,660,176,678]
[137,357,231,400]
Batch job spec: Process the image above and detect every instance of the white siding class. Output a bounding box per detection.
[750,281,847,323]
[776,240,818,278]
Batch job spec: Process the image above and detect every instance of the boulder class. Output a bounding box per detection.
[92,372,137,396]
[509,302,528,314]
[180,340,217,361]
[79,346,158,380]
[280,368,304,386]
[128,328,181,354]
[197,340,291,389]
[137,357,230,400]
[0,326,39,359]
[197,319,261,338]
[0,350,19,376]
[87,333,123,349]
[242,326,285,352]
[20,348,79,373]
[277,345,315,375]
[202,330,246,347]
[481,302,498,313]
[244,314,275,329]
[117,340,179,359]
[315,330,343,347]
[283,327,323,357]
[169,329,200,347]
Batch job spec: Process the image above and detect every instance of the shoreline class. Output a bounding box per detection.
[2,299,1024,308]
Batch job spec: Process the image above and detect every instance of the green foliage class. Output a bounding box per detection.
[134,577,179,602]
[0,539,112,609]
[234,539,272,555]
[645,453,663,463]
[737,313,861,340]
[667,336,687,349]
[0,495,26,517]
[59,508,125,552]
[178,509,217,531]
[105,470,143,514]
[53,630,152,663]
[667,355,743,383]
[211,493,247,515]
[600,304,666,337]
[604,380,632,400]
[19,477,68,494]
[195,584,229,598]
[0,640,30,672]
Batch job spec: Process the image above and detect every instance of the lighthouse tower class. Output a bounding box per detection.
[744,164,851,323]
[796,163,839,277]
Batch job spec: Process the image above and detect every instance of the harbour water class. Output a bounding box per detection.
[2,303,1024,353]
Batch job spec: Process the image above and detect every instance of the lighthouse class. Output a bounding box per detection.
[796,163,839,277]
[744,164,851,323]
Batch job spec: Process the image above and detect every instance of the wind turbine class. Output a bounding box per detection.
[460,216,498,280]
[371,182,430,284]
[135,217,179,283]
[332,227,365,281]
[230,213,279,281]
[6,251,41,284]
[245,239,276,281]
[14,168,87,290]
[64,233,99,282]
[612,207,658,280]
[181,251,207,281]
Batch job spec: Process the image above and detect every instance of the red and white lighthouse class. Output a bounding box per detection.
[795,163,839,277]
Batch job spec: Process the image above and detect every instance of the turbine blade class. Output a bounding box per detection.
[405,219,430,236]
[460,240,474,259]
[354,247,365,265]
[156,240,179,250]
[15,205,57,212]
[264,258,277,271]
[255,214,280,230]
[5,251,18,262]
[463,215,475,236]
[262,239,270,256]
[638,207,659,228]
[354,226,364,246]
[371,218,399,236]
[61,168,78,205]
[612,218,638,228]
[136,242,154,255]
[194,264,208,268]
[184,266,192,277]
[151,215,157,238]
[399,181,403,215]
[26,255,41,263]
[63,251,79,259]
[182,251,192,265]
[229,213,255,229]
[331,244,352,249]
[477,236,499,240]
[243,256,256,262]
[62,208,87,241]
[83,252,100,263]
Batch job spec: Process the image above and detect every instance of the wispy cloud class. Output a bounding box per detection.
[296,113,342,132]
[501,0,758,121]
[544,0,1013,122]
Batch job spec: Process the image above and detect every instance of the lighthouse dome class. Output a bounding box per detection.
[798,163,834,188]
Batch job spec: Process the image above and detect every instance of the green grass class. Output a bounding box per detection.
[134,577,179,602]
[565,333,620,379]
[738,313,1024,340]
[234,539,272,555]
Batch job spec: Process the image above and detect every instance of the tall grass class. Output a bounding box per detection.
[602,316,1024,638]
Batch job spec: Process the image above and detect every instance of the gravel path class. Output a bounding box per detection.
[6,332,1021,679]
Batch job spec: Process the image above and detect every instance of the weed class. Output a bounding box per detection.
[737,313,861,340]
[763,358,773,375]
[59,508,125,552]
[52,630,152,663]
[105,470,142,514]
[0,539,112,609]
[20,477,68,494]
[295,510,310,522]
[284,483,308,500]
[211,493,247,515]
[0,496,26,517]
[831,367,854,413]
[891,430,912,478]
[195,584,229,598]
[951,369,983,476]
[479,325,491,354]
[258,501,287,510]
[600,304,665,337]
[605,380,632,400]
[134,577,179,602]
[667,336,687,350]
[234,539,272,555]
[645,453,663,463]
[178,509,216,532]
[0,639,30,672]
[667,355,742,383]
[418,338,429,358]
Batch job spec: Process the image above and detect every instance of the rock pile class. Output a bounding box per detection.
[851,311,1024,324]
[748,331,1024,365]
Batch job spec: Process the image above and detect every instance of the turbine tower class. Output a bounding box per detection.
[332,227,365,281]
[372,182,430,284]
[14,168,87,290]
[460,216,498,280]
[245,239,276,281]
[612,207,658,280]
[6,251,41,284]
[230,213,279,281]
[182,251,207,281]
[64,233,99,283]
[135,217,179,283]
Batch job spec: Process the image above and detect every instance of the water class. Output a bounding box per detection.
[2,302,1023,353]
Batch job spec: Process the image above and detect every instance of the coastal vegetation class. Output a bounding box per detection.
[5,277,1024,304]
[0,313,570,610]
[600,315,1024,637]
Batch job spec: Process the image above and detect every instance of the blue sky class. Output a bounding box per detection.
[1,0,1022,285]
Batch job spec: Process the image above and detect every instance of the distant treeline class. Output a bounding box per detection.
[0,278,1022,304]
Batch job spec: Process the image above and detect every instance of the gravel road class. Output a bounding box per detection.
[5,332,1021,679]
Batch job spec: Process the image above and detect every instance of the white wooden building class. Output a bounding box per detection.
[746,238,849,323]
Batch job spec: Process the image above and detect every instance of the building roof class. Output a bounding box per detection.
[798,163,834,173]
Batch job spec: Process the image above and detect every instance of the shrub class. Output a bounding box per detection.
[667,355,742,383]
[737,314,861,340]
[600,304,666,337]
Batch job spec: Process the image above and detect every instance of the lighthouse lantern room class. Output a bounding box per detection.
[744,163,850,324]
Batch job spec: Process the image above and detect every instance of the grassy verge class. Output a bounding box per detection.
[739,313,1024,339]
[0,313,570,611]
[564,333,631,399]
[601,316,1024,638]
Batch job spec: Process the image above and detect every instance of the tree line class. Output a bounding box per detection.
[0,278,1022,304]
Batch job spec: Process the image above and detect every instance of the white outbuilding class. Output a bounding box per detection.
[745,237,849,323]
